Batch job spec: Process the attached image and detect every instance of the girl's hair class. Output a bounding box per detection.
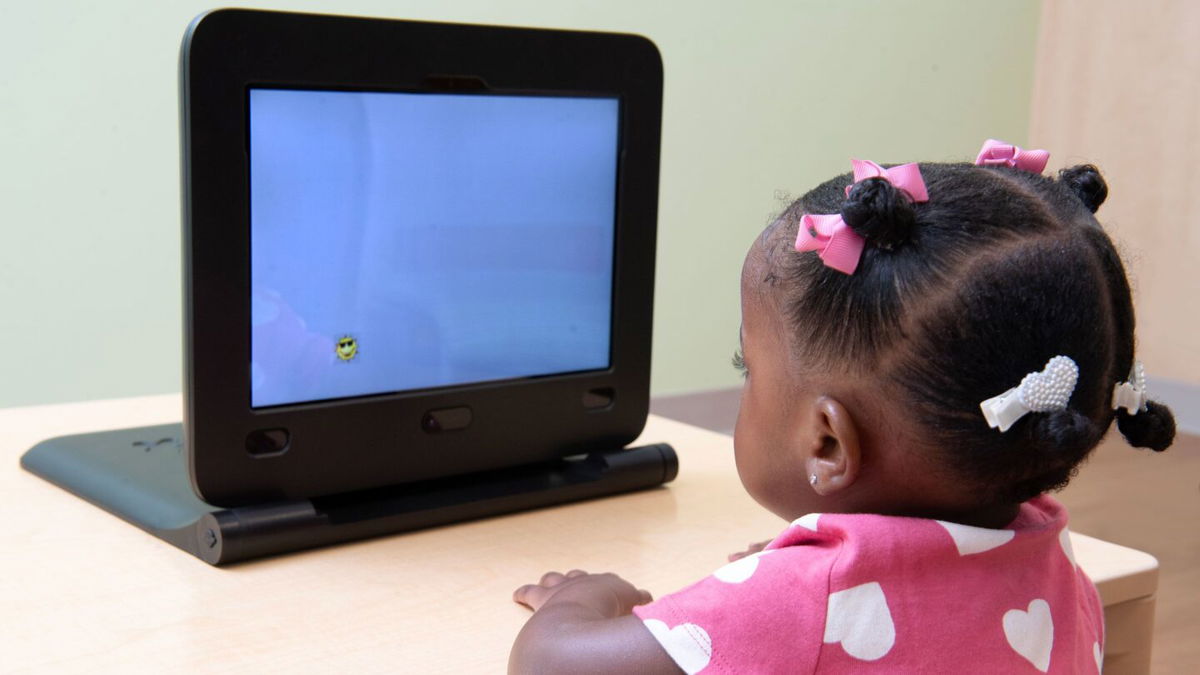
[774,162,1176,504]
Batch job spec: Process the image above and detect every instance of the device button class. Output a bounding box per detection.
[245,428,290,456]
[422,407,473,433]
[582,387,615,410]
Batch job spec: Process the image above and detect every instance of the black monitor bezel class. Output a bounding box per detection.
[181,9,662,507]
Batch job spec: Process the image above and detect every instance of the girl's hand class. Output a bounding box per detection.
[509,570,677,674]
[513,569,652,616]
[728,539,773,562]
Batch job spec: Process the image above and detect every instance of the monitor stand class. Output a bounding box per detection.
[20,424,677,566]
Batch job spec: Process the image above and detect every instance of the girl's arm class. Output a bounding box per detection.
[509,570,680,674]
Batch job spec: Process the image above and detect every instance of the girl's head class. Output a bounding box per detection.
[734,148,1176,523]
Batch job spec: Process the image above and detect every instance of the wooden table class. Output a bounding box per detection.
[0,395,1159,673]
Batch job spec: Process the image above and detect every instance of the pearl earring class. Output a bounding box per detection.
[809,474,818,486]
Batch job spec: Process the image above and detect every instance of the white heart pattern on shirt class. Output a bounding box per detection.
[823,581,895,661]
[1059,527,1077,568]
[1003,599,1054,672]
[1093,640,1103,672]
[935,519,1015,556]
[643,619,712,675]
[791,513,821,531]
[713,549,772,584]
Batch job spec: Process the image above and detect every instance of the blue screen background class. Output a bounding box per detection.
[249,89,619,408]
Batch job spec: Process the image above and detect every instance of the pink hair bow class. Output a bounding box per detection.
[795,213,864,275]
[846,159,929,202]
[974,139,1050,173]
[795,158,929,275]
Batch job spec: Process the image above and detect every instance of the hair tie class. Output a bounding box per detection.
[981,356,1079,432]
[795,159,928,275]
[975,139,1050,174]
[1113,361,1148,414]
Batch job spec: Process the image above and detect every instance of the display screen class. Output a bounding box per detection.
[249,89,620,408]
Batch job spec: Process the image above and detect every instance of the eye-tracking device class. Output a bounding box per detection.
[21,8,674,565]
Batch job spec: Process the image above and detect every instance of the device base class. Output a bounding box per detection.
[20,423,677,565]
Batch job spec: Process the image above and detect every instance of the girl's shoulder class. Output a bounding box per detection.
[634,500,1101,674]
[771,496,1071,559]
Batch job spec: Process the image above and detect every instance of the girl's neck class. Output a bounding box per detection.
[899,501,1023,530]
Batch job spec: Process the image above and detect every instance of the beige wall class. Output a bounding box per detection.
[0,1,1041,408]
[1030,0,1200,386]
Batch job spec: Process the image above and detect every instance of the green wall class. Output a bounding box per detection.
[0,0,1041,408]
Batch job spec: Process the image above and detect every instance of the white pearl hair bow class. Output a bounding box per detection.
[1112,361,1148,414]
[981,356,1079,432]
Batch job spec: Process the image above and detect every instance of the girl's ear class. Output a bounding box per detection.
[803,396,862,495]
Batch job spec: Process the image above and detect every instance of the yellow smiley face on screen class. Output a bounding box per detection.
[336,335,358,361]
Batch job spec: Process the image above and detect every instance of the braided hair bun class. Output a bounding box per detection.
[1007,407,1103,502]
[1116,400,1176,451]
[1029,408,1100,458]
[841,177,917,250]
[1059,164,1108,213]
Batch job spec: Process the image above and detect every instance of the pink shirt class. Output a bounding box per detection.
[633,496,1103,673]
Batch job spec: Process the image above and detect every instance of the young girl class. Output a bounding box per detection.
[508,140,1177,674]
